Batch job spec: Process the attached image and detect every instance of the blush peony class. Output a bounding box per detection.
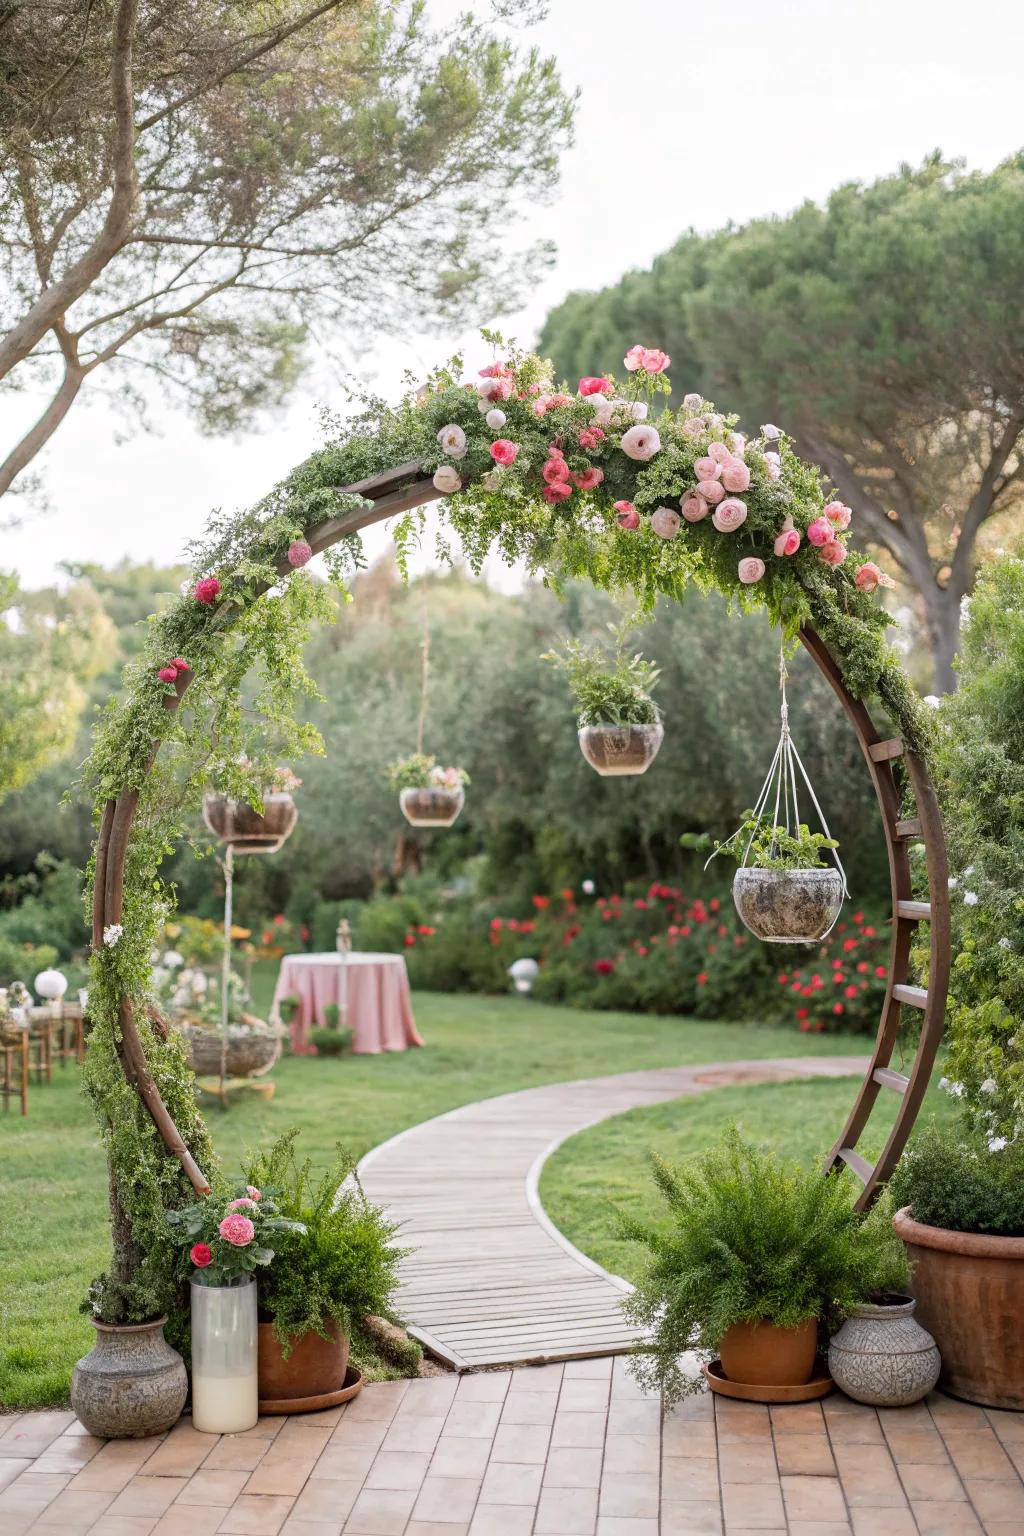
[432,466,461,494]
[708,442,732,466]
[245,1186,262,1201]
[854,561,895,592]
[694,456,721,481]
[696,478,725,505]
[620,425,661,461]
[640,348,670,373]
[228,1197,258,1211]
[680,493,709,523]
[623,344,647,372]
[681,417,705,438]
[738,557,766,584]
[683,392,704,410]
[806,516,835,547]
[712,498,748,533]
[489,439,519,465]
[485,408,506,430]
[614,501,639,530]
[158,666,178,683]
[542,481,573,504]
[573,467,604,490]
[818,539,847,567]
[542,458,568,484]
[824,500,852,531]
[774,527,801,557]
[218,1213,255,1247]
[721,460,751,493]
[651,506,681,540]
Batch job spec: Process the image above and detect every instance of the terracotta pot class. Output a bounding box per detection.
[827,1294,940,1406]
[203,792,297,853]
[399,786,464,827]
[719,1318,818,1386]
[258,1318,350,1404]
[578,722,664,777]
[71,1316,187,1439]
[893,1206,1024,1409]
[732,866,844,944]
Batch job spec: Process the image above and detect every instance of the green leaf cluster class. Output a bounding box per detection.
[543,625,660,727]
[889,1122,1024,1236]
[715,816,839,871]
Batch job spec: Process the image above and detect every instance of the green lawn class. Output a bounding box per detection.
[540,1072,954,1286]
[1,981,874,1410]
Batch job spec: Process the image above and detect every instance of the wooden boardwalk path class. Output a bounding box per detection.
[358,1054,869,1370]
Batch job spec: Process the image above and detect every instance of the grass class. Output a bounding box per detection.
[1,973,873,1410]
[540,1072,955,1286]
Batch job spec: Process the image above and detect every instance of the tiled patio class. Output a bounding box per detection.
[1,1358,1022,1536]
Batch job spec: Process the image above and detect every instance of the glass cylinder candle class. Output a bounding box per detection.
[190,1275,258,1432]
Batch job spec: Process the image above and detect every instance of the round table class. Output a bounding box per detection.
[271,952,423,1056]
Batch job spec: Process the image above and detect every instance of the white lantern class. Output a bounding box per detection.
[508,957,540,995]
[35,968,68,1003]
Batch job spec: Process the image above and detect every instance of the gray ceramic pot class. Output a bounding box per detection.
[578,722,664,777]
[71,1316,188,1438]
[828,1295,940,1407]
[733,866,844,944]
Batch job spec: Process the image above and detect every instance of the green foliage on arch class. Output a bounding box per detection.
[78,343,930,1324]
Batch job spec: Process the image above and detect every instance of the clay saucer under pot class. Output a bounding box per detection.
[704,1358,834,1403]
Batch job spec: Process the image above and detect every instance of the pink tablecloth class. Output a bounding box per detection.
[271,952,423,1056]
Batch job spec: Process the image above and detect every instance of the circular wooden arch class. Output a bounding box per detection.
[91,460,951,1209]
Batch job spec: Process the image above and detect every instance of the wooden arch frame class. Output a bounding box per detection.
[91,460,951,1209]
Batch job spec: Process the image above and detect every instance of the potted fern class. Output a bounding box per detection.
[544,627,664,776]
[244,1133,406,1411]
[388,753,468,827]
[623,1131,908,1405]
[716,816,844,944]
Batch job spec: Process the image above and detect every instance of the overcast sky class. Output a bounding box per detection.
[6,0,1024,589]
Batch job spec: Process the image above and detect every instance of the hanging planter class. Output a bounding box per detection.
[389,753,468,828]
[203,791,297,854]
[709,651,846,944]
[544,626,664,778]
[179,1018,283,1079]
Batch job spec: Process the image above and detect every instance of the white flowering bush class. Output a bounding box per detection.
[935,550,1024,1146]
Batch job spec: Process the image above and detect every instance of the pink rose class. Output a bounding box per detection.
[542,458,568,484]
[708,442,732,465]
[218,1213,255,1247]
[489,439,519,466]
[477,376,513,403]
[578,376,612,397]
[721,460,751,493]
[228,1197,258,1211]
[774,528,801,557]
[854,561,895,591]
[694,456,721,481]
[190,1243,213,1268]
[696,478,725,505]
[614,501,639,530]
[623,344,647,372]
[193,577,222,605]
[542,482,573,504]
[824,500,852,531]
[712,498,748,533]
[478,362,511,378]
[245,1187,262,1201]
[158,666,178,683]
[818,539,847,567]
[578,427,605,450]
[738,557,766,585]
[287,539,312,567]
[806,516,835,547]
[641,348,670,374]
[651,506,681,539]
[682,417,705,438]
[573,467,604,490]
[680,493,709,523]
[619,425,661,461]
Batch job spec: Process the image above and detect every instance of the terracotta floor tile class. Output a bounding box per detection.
[31,1435,105,1471]
[718,1439,778,1484]
[786,1523,852,1535]
[108,1476,189,1517]
[828,1413,885,1445]
[394,1380,458,1419]
[985,1409,1024,1445]
[288,1409,344,1430]
[769,1404,826,1436]
[713,1405,772,1443]
[479,1460,543,1505]
[278,1522,344,1536]
[550,1413,606,1450]
[598,1474,659,1519]
[177,1469,252,1506]
[533,1484,598,1535]
[468,1506,535,1535]
[877,1405,936,1434]
[883,1431,950,1465]
[342,1387,407,1425]
[605,1400,660,1437]
[497,1393,555,1428]
[661,1456,720,1502]
[406,1523,470,1536]
[564,1358,613,1381]
[542,1446,603,1489]
[833,1443,906,1507]
[509,1363,562,1394]
[327,1422,389,1454]
[0,1471,70,1510]
[455,1373,511,1404]
[848,1511,918,1536]
[153,1507,227,1536]
[341,1484,416,1535]
[558,1380,611,1414]
[71,1457,150,1493]
[0,1459,32,1492]
[662,1419,717,1460]
[288,1478,360,1524]
[927,1396,990,1432]
[898,1462,967,1502]
[362,1450,430,1491]
[32,1486,118,1526]
[595,1519,658,1536]
[961,1477,1024,1523]
[659,1498,723,1535]
[217,1493,296,1535]
[773,1433,837,1477]
[782,1475,848,1523]
[240,1420,285,1440]
[488,1423,548,1465]
[720,1481,786,1530]
[601,1434,660,1477]
[144,1431,220,1477]
[428,1437,492,1479]
[379,1415,445,1456]
[271,1429,332,1460]
[944,1429,1018,1481]
[411,1475,481,1523]
[243,1460,317,1498]
[911,1502,983,1535]
[87,1516,159,1536]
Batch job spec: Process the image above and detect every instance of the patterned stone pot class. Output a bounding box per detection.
[827,1294,940,1406]
[733,866,844,944]
[578,721,664,776]
[71,1316,188,1438]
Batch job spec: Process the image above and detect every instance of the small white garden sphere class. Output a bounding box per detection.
[35,967,68,1002]
[508,957,540,995]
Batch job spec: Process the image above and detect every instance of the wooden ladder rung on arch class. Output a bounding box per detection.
[799,628,951,1210]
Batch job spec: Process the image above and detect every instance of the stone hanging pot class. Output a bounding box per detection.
[732,866,844,944]
[203,792,298,853]
[71,1316,187,1438]
[399,785,464,827]
[827,1293,940,1406]
[578,721,664,777]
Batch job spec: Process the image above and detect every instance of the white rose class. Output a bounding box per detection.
[436,424,467,459]
[485,409,507,430]
[629,401,649,421]
[620,425,661,461]
[683,392,703,410]
[761,423,781,440]
[433,466,462,494]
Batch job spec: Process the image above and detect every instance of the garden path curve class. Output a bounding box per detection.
[358,1053,870,1370]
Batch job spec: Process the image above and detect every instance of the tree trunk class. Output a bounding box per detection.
[0,366,84,498]
[921,581,962,695]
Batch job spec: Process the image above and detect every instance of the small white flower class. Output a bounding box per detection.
[963,890,979,906]
[436,424,467,459]
[629,401,649,421]
[485,409,506,430]
[433,466,462,494]
[980,1077,998,1094]
[964,864,975,877]
[162,949,184,968]
[939,1077,964,1098]
[683,392,703,410]
[582,879,596,895]
[960,594,972,622]
[620,424,661,462]
[761,423,781,440]
[988,1136,1009,1153]
[923,695,941,709]
[948,876,958,889]
[103,924,123,947]
[999,937,1012,950]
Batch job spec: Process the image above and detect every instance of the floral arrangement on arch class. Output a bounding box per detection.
[424,339,895,603]
[166,1181,305,1288]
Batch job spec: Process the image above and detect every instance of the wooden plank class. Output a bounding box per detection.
[897,900,931,921]
[892,984,928,1010]
[873,1067,909,1095]
[837,1147,873,1184]
[894,818,923,840]
[868,737,905,762]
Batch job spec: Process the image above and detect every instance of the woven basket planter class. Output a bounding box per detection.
[203,792,297,853]
[180,1022,282,1078]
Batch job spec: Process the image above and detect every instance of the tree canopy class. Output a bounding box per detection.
[0,0,574,499]
[539,154,1024,690]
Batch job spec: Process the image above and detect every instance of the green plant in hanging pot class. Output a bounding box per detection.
[388,753,469,827]
[622,1131,909,1405]
[544,624,664,777]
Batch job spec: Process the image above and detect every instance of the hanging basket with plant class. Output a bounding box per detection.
[389,753,468,827]
[203,765,301,854]
[544,622,664,777]
[709,651,845,943]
